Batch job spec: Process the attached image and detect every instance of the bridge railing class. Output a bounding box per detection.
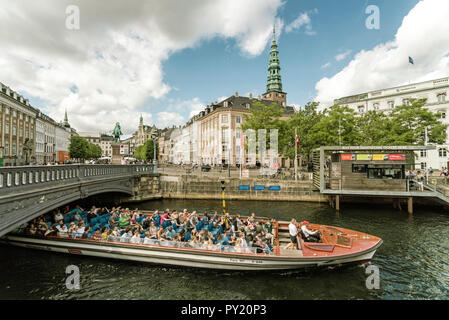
[0,164,154,193]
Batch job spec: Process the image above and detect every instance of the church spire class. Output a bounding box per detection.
[64,108,68,123]
[263,24,287,106]
[139,114,143,126]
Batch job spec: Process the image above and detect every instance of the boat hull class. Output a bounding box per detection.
[0,235,382,271]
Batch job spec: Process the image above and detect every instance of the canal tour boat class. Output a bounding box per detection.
[0,212,383,271]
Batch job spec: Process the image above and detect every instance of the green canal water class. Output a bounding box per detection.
[0,199,448,300]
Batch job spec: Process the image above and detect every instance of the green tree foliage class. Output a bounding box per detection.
[144,139,159,161]
[242,101,286,153]
[68,136,102,161]
[285,102,323,159]
[68,136,89,161]
[356,110,391,146]
[86,143,102,159]
[134,145,146,160]
[241,98,447,165]
[310,104,360,147]
[383,99,447,145]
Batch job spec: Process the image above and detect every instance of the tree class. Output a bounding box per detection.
[86,142,102,159]
[310,104,360,147]
[242,100,287,156]
[68,136,89,161]
[285,102,324,160]
[384,99,447,145]
[144,139,159,162]
[134,145,146,160]
[356,110,391,146]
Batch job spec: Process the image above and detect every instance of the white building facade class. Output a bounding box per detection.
[335,76,449,170]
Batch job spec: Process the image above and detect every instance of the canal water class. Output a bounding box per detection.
[0,199,448,300]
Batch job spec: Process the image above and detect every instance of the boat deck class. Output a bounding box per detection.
[279,248,303,257]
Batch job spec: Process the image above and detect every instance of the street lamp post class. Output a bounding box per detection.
[152,133,158,173]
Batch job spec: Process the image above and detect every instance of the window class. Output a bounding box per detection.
[224,101,229,108]
[420,150,427,158]
[5,123,9,135]
[19,113,23,120]
[403,99,411,106]
[245,103,250,109]
[222,145,227,152]
[373,103,380,110]
[12,143,16,156]
[420,162,427,170]
[5,107,9,115]
[439,111,446,119]
[352,164,367,173]
[222,115,228,123]
[439,148,447,158]
[236,116,241,124]
[388,101,395,109]
[367,164,404,180]
[437,93,446,103]
[357,105,365,113]
[4,142,9,156]
[13,110,17,117]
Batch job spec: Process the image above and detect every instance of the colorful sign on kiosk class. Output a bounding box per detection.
[342,153,405,161]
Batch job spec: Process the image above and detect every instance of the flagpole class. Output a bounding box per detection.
[295,128,298,181]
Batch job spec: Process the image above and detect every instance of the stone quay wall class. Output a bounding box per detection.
[127,174,327,203]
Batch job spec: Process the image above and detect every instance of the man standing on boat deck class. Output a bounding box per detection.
[285,219,298,250]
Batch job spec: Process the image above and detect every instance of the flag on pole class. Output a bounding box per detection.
[409,56,414,65]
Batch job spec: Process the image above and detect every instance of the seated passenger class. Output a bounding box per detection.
[118,213,130,228]
[28,224,37,236]
[54,211,64,224]
[165,227,176,240]
[56,220,68,236]
[101,227,108,240]
[92,228,102,240]
[45,225,58,237]
[148,222,158,239]
[130,231,141,244]
[111,226,121,238]
[300,221,321,243]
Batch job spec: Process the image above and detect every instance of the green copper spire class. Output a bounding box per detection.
[140,114,143,126]
[266,25,283,93]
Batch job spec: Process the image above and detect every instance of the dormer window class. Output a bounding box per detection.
[224,101,229,108]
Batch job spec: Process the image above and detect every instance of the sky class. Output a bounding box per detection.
[1,0,448,137]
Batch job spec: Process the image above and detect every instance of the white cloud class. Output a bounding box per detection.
[321,62,331,69]
[0,0,283,134]
[156,112,185,129]
[285,10,317,35]
[315,0,449,107]
[335,50,352,61]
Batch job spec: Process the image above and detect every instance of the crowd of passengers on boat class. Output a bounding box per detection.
[17,206,280,254]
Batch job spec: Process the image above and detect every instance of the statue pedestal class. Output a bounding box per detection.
[111,143,122,165]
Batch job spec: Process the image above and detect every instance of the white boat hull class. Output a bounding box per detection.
[0,235,382,271]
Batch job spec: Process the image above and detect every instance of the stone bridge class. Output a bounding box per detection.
[0,164,158,237]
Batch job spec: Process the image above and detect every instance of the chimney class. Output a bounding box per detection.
[234,91,238,97]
